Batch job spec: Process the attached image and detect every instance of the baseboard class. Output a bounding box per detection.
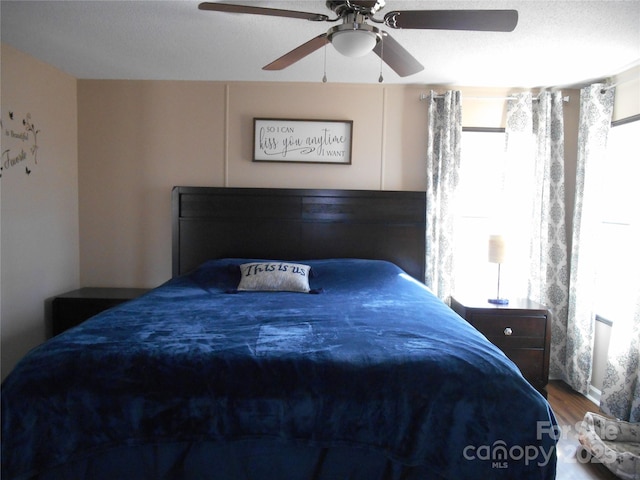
[586,385,601,406]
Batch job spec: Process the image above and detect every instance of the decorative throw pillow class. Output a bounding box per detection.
[237,262,311,293]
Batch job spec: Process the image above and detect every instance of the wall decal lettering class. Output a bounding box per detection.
[1,112,40,178]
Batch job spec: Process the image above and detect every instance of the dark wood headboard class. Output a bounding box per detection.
[172,187,426,280]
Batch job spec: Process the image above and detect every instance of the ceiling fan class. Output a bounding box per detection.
[198,1,518,78]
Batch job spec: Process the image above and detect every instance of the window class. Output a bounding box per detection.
[454,129,506,297]
[454,128,533,299]
[594,116,640,324]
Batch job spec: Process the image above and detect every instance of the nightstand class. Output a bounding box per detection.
[51,287,150,336]
[450,296,551,395]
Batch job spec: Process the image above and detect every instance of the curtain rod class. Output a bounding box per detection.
[419,93,570,102]
[600,75,639,92]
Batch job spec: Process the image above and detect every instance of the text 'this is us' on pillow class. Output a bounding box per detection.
[237,262,311,293]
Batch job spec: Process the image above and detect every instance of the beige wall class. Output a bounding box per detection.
[1,44,79,378]
[77,81,227,288]
[77,80,434,288]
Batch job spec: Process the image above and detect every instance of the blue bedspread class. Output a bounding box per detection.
[2,259,558,479]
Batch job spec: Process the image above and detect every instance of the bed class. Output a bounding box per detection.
[2,187,558,480]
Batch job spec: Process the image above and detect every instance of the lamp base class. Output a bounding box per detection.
[488,298,509,305]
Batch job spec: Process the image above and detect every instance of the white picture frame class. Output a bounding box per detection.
[253,118,353,164]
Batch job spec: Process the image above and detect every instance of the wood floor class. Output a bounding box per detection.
[547,380,620,480]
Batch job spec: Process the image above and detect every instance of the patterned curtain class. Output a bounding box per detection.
[505,92,569,380]
[566,84,615,395]
[601,280,640,422]
[425,90,461,301]
[599,116,640,421]
[531,92,570,381]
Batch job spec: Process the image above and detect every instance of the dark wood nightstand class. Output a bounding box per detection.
[450,296,551,395]
[51,287,150,336]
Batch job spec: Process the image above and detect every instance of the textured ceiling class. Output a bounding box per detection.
[1,0,639,87]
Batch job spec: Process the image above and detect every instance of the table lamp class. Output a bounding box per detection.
[488,234,509,305]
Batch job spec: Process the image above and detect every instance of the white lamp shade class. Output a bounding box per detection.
[488,235,507,264]
[330,29,378,57]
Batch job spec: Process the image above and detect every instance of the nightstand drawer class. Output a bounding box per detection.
[502,349,546,385]
[468,314,547,348]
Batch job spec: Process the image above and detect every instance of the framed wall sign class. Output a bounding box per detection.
[253,118,352,164]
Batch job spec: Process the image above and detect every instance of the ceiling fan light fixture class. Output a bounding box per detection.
[327,22,380,58]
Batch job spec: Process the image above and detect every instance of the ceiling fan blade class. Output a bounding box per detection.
[198,2,329,22]
[263,34,329,71]
[373,32,424,77]
[384,10,518,32]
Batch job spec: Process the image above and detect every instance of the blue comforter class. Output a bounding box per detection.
[2,259,557,479]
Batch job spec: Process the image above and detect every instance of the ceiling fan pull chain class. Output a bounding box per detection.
[378,36,384,83]
[322,44,328,83]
